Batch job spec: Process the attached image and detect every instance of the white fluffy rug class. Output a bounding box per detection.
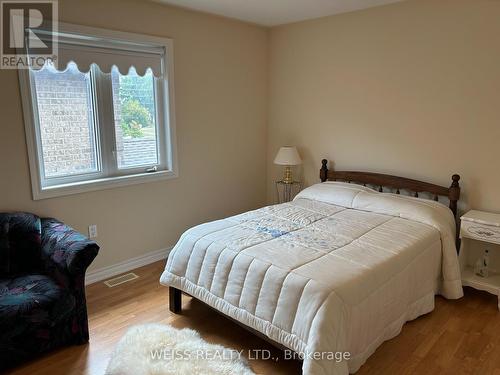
[105,323,255,375]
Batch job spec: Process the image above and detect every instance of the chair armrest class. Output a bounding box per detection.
[41,218,99,281]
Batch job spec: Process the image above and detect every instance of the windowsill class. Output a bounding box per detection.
[33,169,178,200]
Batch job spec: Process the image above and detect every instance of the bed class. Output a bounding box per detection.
[160,160,463,375]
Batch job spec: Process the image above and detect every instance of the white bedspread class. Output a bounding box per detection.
[160,182,463,374]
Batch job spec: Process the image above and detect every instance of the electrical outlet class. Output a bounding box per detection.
[88,224,98,238]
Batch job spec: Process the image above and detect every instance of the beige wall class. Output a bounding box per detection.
[268,0,500,212]
[0,0,268,270]
[3,0,500,272]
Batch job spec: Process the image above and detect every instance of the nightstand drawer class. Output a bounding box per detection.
[460,219,500,244]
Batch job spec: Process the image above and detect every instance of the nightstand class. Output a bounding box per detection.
[275,180,302,203]
[459,210,500,309]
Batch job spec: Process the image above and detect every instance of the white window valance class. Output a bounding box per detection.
[27,29,165,77]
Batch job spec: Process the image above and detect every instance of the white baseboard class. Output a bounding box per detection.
[85,246,173,285]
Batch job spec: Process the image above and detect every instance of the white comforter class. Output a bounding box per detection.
[160,182,463,374]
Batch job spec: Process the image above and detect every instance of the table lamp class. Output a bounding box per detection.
[274,146,302,184]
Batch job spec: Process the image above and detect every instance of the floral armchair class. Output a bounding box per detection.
[0,212,99,370]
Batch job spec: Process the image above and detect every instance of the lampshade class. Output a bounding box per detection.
[273,146,302,166]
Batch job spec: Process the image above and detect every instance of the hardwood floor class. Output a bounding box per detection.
[5,260,500,375]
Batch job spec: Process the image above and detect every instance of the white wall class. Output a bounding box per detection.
[268,0,500,212]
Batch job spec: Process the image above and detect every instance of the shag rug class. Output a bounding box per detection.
[105,323,255,375]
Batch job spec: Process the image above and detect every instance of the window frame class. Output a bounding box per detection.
[18,22,178,200]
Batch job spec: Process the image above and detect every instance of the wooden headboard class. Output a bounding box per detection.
[319,159,461,221]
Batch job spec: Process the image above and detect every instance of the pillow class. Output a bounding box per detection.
[294,181,377,208]
[0,212,42,277]
[320,181,377,193]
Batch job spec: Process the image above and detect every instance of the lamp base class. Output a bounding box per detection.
[282,166,293,184]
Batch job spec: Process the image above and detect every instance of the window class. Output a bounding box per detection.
[112,68,159,170]
[32,62,98,179]
[19,24,177,199]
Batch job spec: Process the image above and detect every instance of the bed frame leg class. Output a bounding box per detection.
[169,287,182,314]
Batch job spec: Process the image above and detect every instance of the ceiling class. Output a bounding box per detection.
[154,0,406,27]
